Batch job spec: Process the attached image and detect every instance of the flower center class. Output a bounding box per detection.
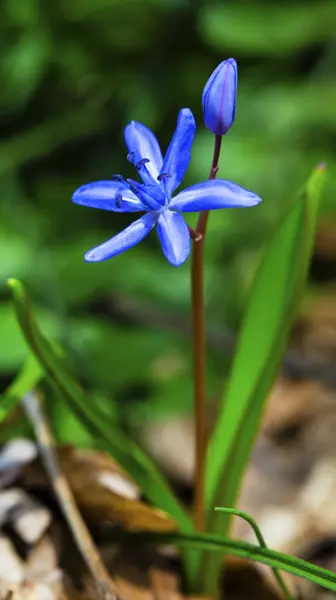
[157,172,172,205]
[112,153,173,211]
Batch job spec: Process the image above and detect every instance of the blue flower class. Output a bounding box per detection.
[202,58,238,136]
[72,108,261,267]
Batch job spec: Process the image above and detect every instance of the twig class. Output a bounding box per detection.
[22,391,121,600]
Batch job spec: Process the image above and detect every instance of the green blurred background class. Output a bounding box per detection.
[1,0,335,443]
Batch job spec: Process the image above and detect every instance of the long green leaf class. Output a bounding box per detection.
[7,279,192,535]
[202,165,326,591]
[207,164,326,515]
[0,354,43,423]
[148,530,336,594]
[215,508,293,600]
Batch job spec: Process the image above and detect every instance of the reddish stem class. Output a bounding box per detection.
[188,225,203,242]
[191,135,222,531]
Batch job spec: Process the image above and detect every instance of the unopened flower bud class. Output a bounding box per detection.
[202,58,238,136]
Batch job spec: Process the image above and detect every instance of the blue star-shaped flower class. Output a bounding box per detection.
[72,108,261,267]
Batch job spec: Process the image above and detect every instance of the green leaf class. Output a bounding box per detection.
[7,279,193,535]
[0,301,59,371]
[0,354,44,424]
[141,530,336,594]
[207,164,326,514]
[215,508,293,600]
[202,165,326,591]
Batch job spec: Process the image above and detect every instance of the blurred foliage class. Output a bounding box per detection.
[1,0,335,439]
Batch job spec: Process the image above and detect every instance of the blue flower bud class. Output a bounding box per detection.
[202,58,238,136]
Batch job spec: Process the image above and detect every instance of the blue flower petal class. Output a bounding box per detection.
[124,121,163,180]
[72,181,147,212]
[85,212,158,262]
[156,209,190,266]
[160,109,196,195]
[170,179,262,212]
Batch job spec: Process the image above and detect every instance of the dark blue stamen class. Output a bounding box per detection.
[115,193,123,208]
[112,174,124,182]
[135,158,150,170]
[125,178,160,210]
[126,179,140,194]
[157,173,172,181]
[127,152,136,163]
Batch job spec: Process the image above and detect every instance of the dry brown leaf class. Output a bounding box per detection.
[261,379,334,436]
[0,535,25,585]
[291,292,336,366]
[105,548,280,600]
[315,220,336,262]
[23,446,177,534]
[0,441,288,600]
[25,535,59,580]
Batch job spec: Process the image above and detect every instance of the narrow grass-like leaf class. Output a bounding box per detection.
[142,530,336,594]
[7,279,192,536]
[202,165,326,592]
[215,508,293,600]
[207,164,326,514]
[0,354,43,423]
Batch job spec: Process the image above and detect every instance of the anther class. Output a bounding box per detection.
[127,152,136,163]
[157,172,172,181]
[112,174,124,182]
[126,179,139,194]
[115,193,123,209]
[135,158,150,170]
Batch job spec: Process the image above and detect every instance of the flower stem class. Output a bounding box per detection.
[191,135,222,532]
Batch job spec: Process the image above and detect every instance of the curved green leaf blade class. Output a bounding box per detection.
[203,165,326,591]
[0,354,43,423]
[206,164,326,517]
[7,279,192,535]
[215,508,293,600]
[160,530,336,593]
